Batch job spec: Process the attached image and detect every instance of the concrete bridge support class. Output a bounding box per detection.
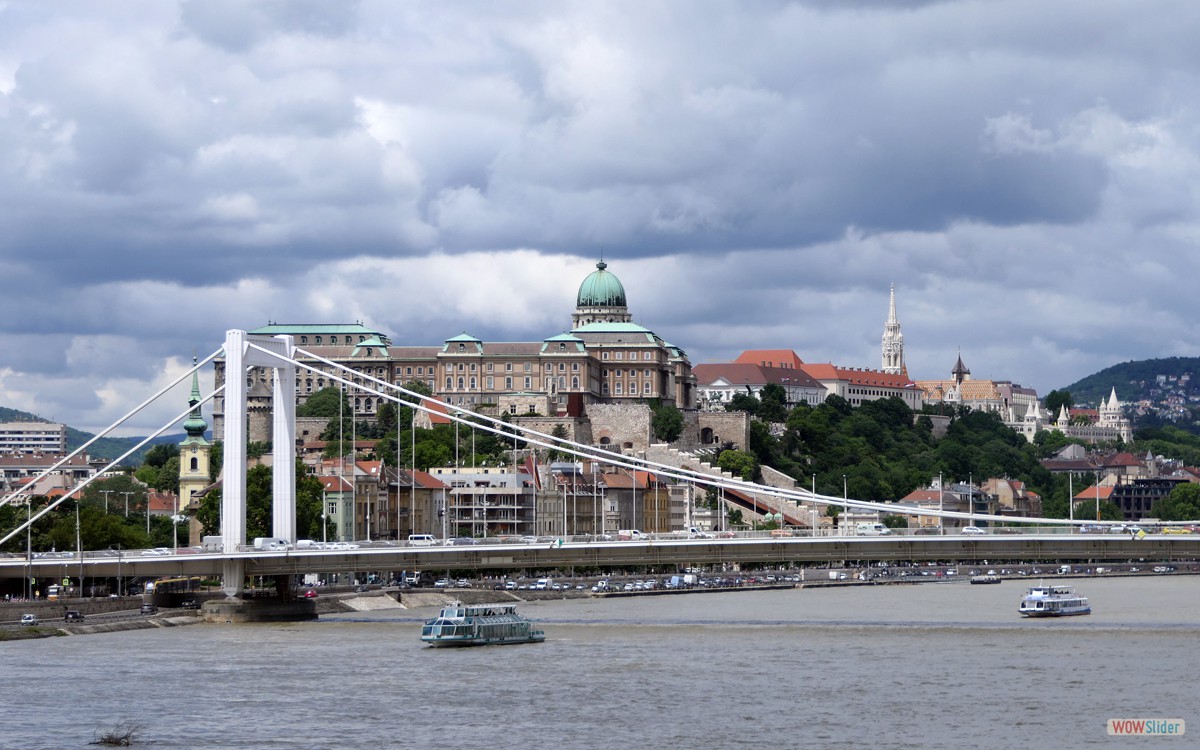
[219,329,299,611]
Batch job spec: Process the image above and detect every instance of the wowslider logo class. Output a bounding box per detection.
[1107,719,1185,736]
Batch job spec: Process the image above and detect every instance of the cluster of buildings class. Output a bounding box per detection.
[1,261,1164,539]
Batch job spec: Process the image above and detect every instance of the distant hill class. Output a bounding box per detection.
[1062,357,1200,407]
[0,405,187,466]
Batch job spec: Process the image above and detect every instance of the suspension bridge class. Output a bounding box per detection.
[3,330,1198,619]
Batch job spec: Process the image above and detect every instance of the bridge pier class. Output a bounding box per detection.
[203,566,316,623]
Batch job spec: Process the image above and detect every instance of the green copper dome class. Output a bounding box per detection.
[576,261,627,307]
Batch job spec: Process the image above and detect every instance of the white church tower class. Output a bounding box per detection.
[881,283,905,375]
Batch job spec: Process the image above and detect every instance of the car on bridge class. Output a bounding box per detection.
[20,613,38,626]
[961,526,986,536]
[64,610,84,622]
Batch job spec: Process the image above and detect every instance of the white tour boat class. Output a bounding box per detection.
[420,602,545,647]
[1018,585,1091,617]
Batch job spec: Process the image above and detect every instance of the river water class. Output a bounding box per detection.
[4,576,1197,749]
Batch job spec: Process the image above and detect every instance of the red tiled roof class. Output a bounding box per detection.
[733,349,805,370]
[800,363,916,388]
[1074,485,1115,501]
[692,363,823,390]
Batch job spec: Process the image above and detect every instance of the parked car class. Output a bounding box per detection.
[179,599,199,609]
[64,610,84,622]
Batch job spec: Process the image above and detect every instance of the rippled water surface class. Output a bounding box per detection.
[5,576,1198,749]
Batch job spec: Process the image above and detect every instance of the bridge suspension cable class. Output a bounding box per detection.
[0,352,223,547]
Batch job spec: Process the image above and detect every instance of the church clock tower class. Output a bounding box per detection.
[881,283,905,375]
[178,358,212,542]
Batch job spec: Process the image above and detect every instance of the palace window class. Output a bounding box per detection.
[505,377,512,389]
[524,377,531,389]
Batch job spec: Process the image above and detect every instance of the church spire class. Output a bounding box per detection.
[183,357,209,441]
[881,283,905,375]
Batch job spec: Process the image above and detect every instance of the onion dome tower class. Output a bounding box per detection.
[178,358,212,516]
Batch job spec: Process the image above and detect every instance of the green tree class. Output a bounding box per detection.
[757,383,788,423]
[1044,390,1073,417]
[548,424,570,461]
[297,387,350,418]
[1072,499,1123,522]
[651,402,684,443]
[726,391,760,414]
[716,449,758,481]
[1154,483,1200,521]
[143,443,180,469]
[134,464,159,488]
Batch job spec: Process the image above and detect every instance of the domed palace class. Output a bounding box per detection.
[212,260,697,440]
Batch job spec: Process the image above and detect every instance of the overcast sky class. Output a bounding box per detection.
[3,0,1199,436]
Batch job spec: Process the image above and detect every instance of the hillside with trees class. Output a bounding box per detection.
[722,390,1133,522]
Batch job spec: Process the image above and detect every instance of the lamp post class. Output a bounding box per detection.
[842,474,847,535]
[120,491,133,517]
[1069,473,1075,524]
[100,489,112,514]
[321,513,328,545]
[26,498,32,600]
[812,474,817,537]
[170,514,188,554]
[76,499,84,596]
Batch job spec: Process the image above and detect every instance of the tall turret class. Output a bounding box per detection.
[179,358,212,517]
[881,283,905,375]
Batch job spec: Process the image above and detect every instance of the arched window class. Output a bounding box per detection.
[571,376,579,389]
[457,377,465,389]
[190,457,198,471]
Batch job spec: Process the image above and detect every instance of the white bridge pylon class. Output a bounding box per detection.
[222,330,296,596]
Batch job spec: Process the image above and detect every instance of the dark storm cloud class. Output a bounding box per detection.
[2,0,1200,432]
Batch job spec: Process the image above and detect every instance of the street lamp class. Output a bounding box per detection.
[76,499,84,596]
[842,474,848,534]
[120,491,133,517]
[170,514,188,554]
[100,489,113,514]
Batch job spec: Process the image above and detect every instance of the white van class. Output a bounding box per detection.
[618,529,649,541]
[855,523,891,536]
[407,534,438,547]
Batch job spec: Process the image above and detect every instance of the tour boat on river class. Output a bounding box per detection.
[1018,585,1091,617]
[420,602,545,647]
[970,574,1002,585]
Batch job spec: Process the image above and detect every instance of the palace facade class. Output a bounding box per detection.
[212,261,697,441]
